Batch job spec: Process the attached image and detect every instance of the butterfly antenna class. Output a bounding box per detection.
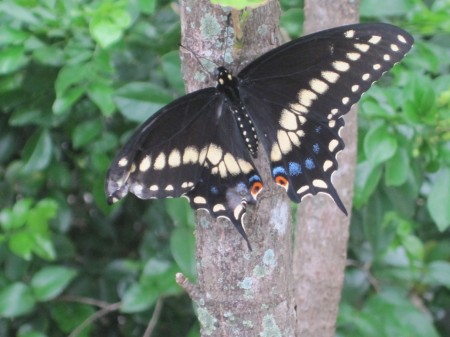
[179,43,215,77]
[221,12,233,67]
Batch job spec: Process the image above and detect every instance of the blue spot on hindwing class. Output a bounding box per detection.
[272,166,286,177]
[313,143,320,154]
[288,162,302,176]
[249,174,261,183]
[315,126,322,133]
[210,186,219,195]
[236,182,248,194]
[305,158,315,170]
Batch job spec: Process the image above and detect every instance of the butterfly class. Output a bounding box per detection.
[106,23,413,249]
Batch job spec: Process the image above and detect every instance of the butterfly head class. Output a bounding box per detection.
[215,66,234,87]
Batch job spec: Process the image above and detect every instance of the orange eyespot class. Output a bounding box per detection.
[275,176,289,190]
[250,181,263,198]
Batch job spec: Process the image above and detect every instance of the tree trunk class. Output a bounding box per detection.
[293,1,359,337]
[178,1,295,336]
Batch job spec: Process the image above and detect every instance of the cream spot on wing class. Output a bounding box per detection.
[270,144,282,162]
[332,61,350,72]
[331,108,339,115]
[277,130,292,155]
[279,109,298,130]
[183,146,199,164]
[373,64,381,70]
[207,144,223,166]
[328,120,336,128]
[290,103,309,114]
[288,131,301,147]
[153,152,166,170]
[168,149,181,167]
[342,97,350,105]
[237,158,253,174]
[323,160,333,172]
[298,89,318,107]
[313,179,328,188]
[165,184,174,191]
[328,139,339,152]
[193,196,207,204]
[297,185,309,194]
[298,115,307,125]
[149,185,158,191]
[383,54,391,61]
[224,153,241,175]
[355,43,370,52]
[310,78,329,94]
[397,34,407,44]
[362,73,370,81]
[118,157,128,167]
[321,70,340,83]
[344,29,355,38]
[368,35,381,44]
[218,161,227,178]
[351,85,359,92]
[233,204,244,220]
[213,204,226,213]
[139,155,151,172]
[391,44,399,52]
[346,52,361,61]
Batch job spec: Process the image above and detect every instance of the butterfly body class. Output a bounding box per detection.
[106,23,414,249]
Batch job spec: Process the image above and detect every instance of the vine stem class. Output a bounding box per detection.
[142,297,164,337]
[68,302,121,337]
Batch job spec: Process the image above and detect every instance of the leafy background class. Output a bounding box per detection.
[0,0,449,336]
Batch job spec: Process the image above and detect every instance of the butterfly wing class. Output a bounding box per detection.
[238,23,413,212]
[106,88,262,247]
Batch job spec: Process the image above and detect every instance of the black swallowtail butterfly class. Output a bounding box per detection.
[106,23,413,248]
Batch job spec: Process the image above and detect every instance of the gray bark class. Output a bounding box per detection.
[294,1,359,337]
[178,1,295,336]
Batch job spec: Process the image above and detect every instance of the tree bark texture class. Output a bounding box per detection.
[294,1,359,337]
[179,1,295,336]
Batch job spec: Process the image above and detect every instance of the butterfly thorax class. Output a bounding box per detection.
[216,66,259,157]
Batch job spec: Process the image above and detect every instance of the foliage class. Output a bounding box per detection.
[0,0,448,337]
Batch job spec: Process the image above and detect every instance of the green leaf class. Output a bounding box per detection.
[360,0,415,17]
[72,120,102,149]
[22,129,52,173]
[55,65,88,97]
[280,8,303,38]
[50,302,95,336]
[0,27,30,46]
[0,198,33,231]
[18,331,47,337]
[161,51,184,93]
[171,227,197,280]
[0,46,28,75]
[354,161,382,207]
[8,230,34,260]
[139,0,157,14]
[426,261,450,289]
[87,82,116,115]
[90,2,132,49]
[385,148,409,186]
[52,86,85,114]
[364,124,398,166]
[0,282,35,318]
[114,82,173,122]
[427,168,450,231]
[120,282,159,313]
[31,266,78,301]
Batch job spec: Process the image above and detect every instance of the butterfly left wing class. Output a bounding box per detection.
[107,88,263,248]
[237,23,413,212]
